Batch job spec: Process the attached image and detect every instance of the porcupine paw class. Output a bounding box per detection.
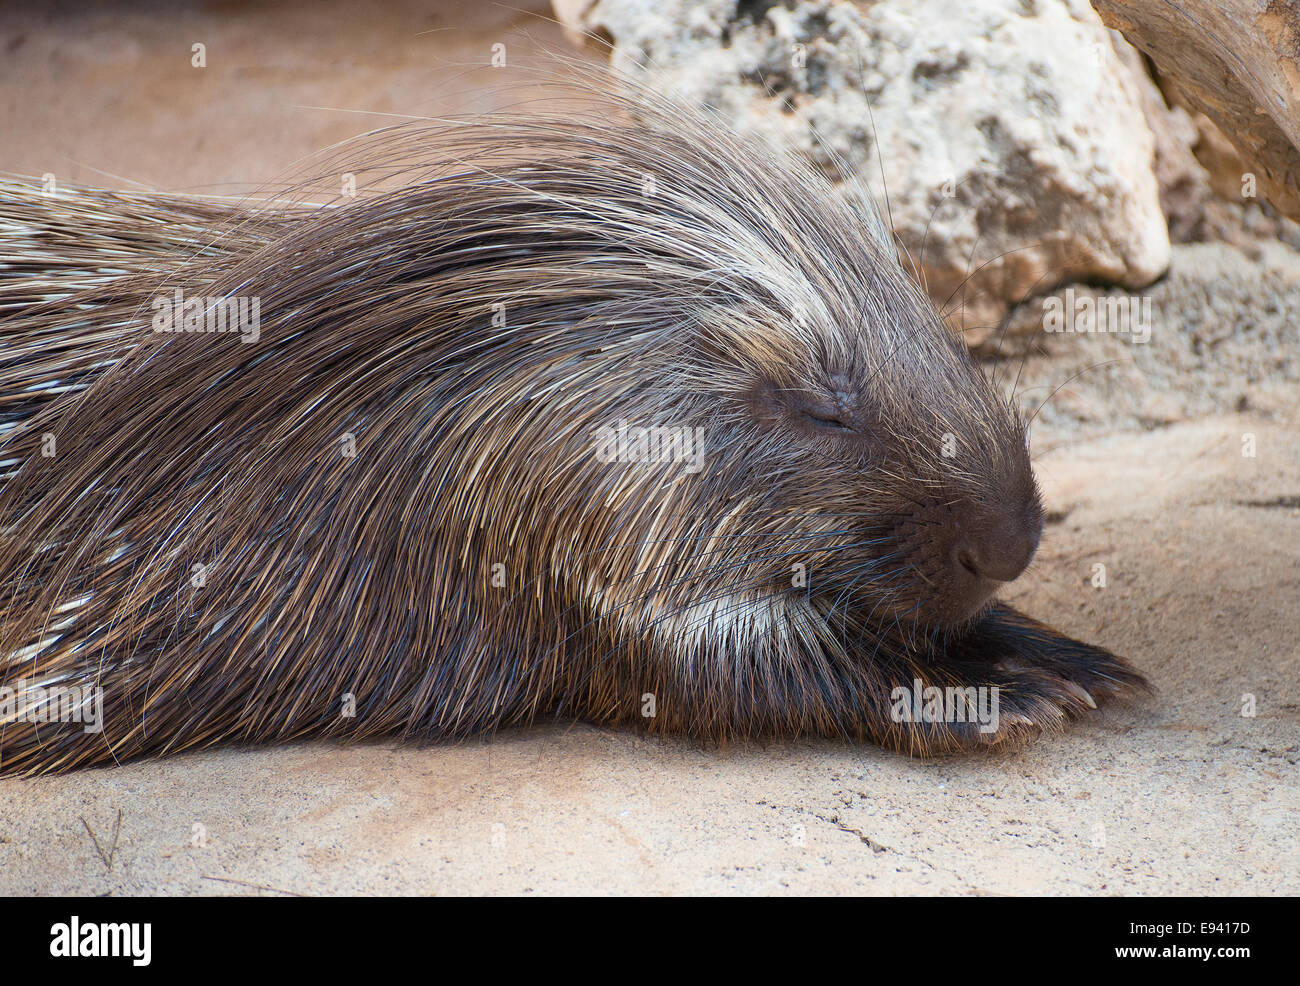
[879,604,1150,755]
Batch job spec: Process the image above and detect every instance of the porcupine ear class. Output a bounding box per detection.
[949,603,1152,706]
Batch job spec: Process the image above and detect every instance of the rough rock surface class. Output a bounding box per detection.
[1094,0,1300,223]
[556,0,1171,342]
[1002,240,1300,431]
[1116,32,1300,251]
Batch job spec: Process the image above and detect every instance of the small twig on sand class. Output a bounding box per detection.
[80,810,122,873]
[200,874,308,897]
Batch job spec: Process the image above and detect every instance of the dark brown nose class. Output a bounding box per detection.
[951,502,1041,584]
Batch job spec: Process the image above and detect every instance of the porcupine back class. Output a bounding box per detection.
[0,93,909,773]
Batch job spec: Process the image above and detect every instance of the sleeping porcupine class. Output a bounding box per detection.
[0,87,1146,774]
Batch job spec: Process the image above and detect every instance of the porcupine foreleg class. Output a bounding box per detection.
[839,604,1149,754]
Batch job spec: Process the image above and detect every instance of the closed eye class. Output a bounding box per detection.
[801,408,855,433]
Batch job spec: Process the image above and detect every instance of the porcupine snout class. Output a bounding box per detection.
[949,497,1042,595]
[892,497,1040,629]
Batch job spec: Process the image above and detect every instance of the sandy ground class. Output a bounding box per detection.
[0,0,1296,896]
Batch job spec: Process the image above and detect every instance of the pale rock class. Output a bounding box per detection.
[555,0,1171,343]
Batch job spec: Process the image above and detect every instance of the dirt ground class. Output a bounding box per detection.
[0,0,1295,896]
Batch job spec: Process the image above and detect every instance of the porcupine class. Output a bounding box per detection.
[0,85,1147,774]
